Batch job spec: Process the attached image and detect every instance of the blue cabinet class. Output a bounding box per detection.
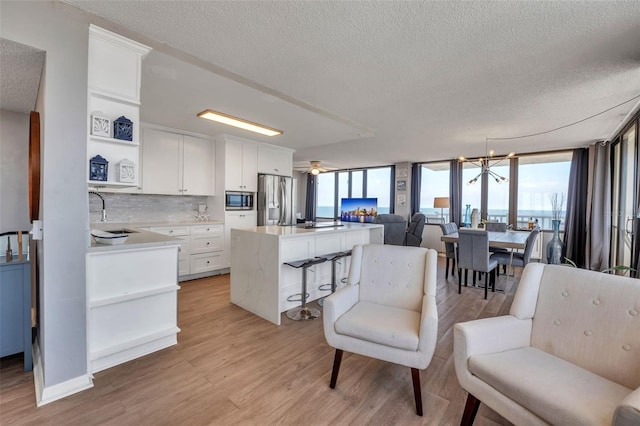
[0,257,32,371]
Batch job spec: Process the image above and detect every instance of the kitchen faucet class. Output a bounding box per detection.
[89,191,107,222]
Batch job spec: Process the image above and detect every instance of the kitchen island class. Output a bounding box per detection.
[87,227,181,373]
[230,223,383,325]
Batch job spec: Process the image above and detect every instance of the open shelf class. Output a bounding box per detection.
[89,134,139,146]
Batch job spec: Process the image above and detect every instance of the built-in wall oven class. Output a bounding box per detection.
[225,191,254,210]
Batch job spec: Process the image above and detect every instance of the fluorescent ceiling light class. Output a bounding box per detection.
[197,109,282,137]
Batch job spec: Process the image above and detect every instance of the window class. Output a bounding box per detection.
[366,167,392,214]
[316,172,336,219]
[461,162,482,224]
[419,162,450,222]
[517,152,572,230]
[315,166,393,218]
[487,163,510,223]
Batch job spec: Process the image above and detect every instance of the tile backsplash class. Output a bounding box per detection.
[89,193,209,223]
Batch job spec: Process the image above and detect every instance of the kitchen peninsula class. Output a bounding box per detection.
[230,223,384,325]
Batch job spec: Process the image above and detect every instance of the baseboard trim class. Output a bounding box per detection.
[33,340,93,407]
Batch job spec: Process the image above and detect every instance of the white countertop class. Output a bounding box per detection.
[88,227,182,253]
[90,219,224,228]
[233,222,383,237]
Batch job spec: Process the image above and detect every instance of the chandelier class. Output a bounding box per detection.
[458,138,515,185]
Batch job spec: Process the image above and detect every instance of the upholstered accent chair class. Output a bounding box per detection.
[405,213,426,247]
[457,229,497,299]
[454,263,640,426]
[374,214,407,245]
[323,244,439,416]
[439,222,458,279]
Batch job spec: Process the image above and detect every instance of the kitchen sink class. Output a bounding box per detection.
[103,228,139,234]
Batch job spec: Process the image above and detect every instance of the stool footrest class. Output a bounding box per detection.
[286,292,310,303]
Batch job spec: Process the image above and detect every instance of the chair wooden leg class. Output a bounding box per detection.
[464,269,468,287]
[411,368,423,416]
[329,349,343,389]
[491,270,496,292]
[484,270,489,299]
[458,268,462,294]
[446,258,450,279]
[460,392,481,426]
[472,271,477,286]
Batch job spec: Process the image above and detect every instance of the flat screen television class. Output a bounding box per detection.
[340,198,378,223]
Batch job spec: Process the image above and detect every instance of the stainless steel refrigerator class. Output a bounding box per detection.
[257,174,296,226]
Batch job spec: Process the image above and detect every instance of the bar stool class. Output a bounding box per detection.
[317,250,352,307]
[284,256,327,320]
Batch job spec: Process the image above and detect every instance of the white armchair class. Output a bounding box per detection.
[454,263,640,425]
[323,244,438,416]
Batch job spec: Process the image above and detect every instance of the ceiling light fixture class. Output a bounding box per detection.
[310,167,320,176]
[458,138,515,185]
[197,109,282,137]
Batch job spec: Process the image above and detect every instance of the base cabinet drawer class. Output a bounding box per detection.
[190,252,223,274]
[191,235,223,254]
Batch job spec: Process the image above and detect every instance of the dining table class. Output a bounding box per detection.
[440,229,532,290]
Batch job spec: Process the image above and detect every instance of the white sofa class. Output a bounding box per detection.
[454,263,640,425]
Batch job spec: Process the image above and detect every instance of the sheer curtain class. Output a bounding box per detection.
[563,148,589,267]
[586,142,611,271]
[450,160,462,225]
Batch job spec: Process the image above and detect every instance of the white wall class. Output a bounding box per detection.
[1,0,90,392]
[0,109,30,233]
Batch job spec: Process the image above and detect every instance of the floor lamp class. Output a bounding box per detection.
[433,197,450,223]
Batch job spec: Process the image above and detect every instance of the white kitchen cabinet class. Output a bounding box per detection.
[258,145,293,177]
[149,225,190,276]
[189,224,224,275]
[86,244,180,373]
[224,211,257,267]
[87,25,151,189]
[223,139,258,192]
[141,126,215,196]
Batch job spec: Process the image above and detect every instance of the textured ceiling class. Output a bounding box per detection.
[64,1,640,169]
[0,38,45,114]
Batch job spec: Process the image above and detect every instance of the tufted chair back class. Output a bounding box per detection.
[485,222,507,232]
[349,244,434,312]
[439,222,458,257]
[374,214,407,245]
[512,263,640,390]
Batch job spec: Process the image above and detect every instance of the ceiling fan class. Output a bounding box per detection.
[294,160,338,175]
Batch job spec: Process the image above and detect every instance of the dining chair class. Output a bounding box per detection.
[438,222,458,279]
[457,229,497,299]
[484,222,509,273]
[492,229,540,273]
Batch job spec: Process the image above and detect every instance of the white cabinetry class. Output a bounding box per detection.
[141,125,215,196]
[149,225,190,276]
[189,224,224,275]
[87,25,150,189]
[86,245,180,373]
[150,224,225,279]
[257,145,294,177]
[218,136,258,192]
[224,211,257,268]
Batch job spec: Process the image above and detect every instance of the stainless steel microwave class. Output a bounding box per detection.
[225,191,254,210]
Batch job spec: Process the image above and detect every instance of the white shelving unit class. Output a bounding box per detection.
[87,25,150,189]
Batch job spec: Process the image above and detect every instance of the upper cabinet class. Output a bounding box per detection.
[218,136,258,192]
[141,125,215,196]
[87,25,151,189]
[257,145,294,177]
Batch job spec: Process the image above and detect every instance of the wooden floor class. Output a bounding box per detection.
[1,257,520,425]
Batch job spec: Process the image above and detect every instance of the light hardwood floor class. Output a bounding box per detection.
[1,257,519,425]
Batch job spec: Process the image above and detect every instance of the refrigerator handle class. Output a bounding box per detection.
[279,179,287,225]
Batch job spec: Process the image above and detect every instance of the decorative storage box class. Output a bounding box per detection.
[117,159,136,183]
[113,116,133,141]
[90,112,111,137]
[89,155,109,181]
